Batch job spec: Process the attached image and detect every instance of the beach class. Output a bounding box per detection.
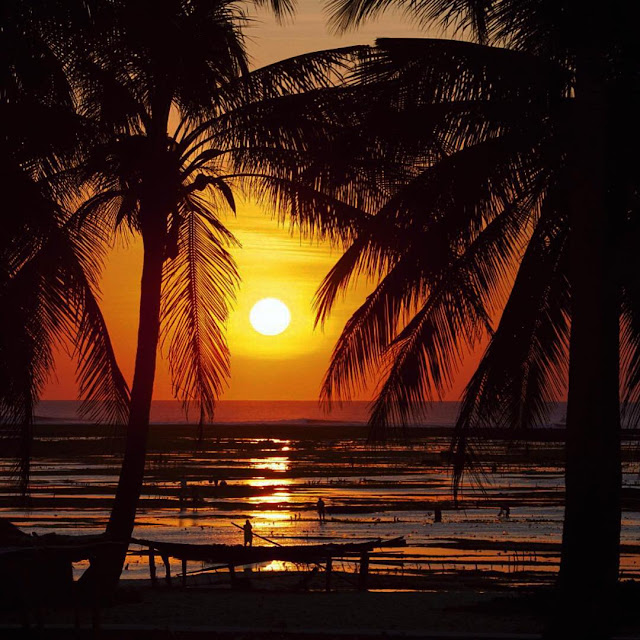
[2,415,640,636]
[3,584,640,637]
[2,414,640,587]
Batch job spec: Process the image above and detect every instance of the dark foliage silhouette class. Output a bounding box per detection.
[0,0,130,497]
[64,0,385,594]
[317,1,639,634]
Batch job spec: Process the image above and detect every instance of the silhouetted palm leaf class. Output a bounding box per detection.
[0,159,130,494]
[321,4,638,609]
[315,42,558,429]
[161,193,240,420]
[451,185,570,497]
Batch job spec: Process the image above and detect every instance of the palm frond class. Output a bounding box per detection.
[56,222,131,424]
[0,262,55,497]
[365,187,538,440]
[200,46,366,128]
[326,0,487,36]
[620,215,640,426]
[0,158,129,493]
[316,124,550,412]
[227,173,371,245]
[451,187,570,499]
[251,0,296,22]
[318,240,426,406]
[354,38,570,106]
[161,194,240,421]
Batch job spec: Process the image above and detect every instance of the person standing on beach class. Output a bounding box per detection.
[243,519,253,546]
[179,478,187,509]
[316,497,326,522]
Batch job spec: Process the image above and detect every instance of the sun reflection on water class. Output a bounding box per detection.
[249,484,291,505]
[249,456,289,472]
[247,478,292,488]
[256,511,290,520]
[261,560,290,571]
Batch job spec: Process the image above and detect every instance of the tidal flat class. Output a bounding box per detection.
[2,422,640,588]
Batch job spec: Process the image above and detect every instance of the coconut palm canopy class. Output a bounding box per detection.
[315,38,574,473]
[0,0,379,518]
[314,0,640,486]
[0,0,131,494]
[4,1,639,619]
[4,0,404,594]
[49,0,417,591]
[69,0,389,424]
[0,0,383,491]
[310,0,639,627]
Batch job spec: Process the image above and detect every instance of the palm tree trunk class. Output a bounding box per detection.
[107,228,164,540]
[81,221,165,597]
[83,95,172,597]
[550,55,621,637]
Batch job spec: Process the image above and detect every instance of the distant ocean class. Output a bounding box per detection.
[34,400,569,427]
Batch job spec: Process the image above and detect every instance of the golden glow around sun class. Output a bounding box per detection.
[249,298,291,336]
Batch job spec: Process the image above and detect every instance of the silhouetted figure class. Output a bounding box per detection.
[191,485,200,509]
[220,479,227,487]
[498,505,510,519]
[179,478,187,509]
[433,507,442,523]
[243,519,253,547]
[316,497,326,522]
[491,462,498,474]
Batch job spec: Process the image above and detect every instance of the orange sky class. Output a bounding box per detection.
[44,2,483,402]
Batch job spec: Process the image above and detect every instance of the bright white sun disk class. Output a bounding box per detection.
[249,298,291,336]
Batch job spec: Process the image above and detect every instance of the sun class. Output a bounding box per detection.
[249,298,291,336]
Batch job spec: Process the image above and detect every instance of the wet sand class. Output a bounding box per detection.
[2,423,640,586]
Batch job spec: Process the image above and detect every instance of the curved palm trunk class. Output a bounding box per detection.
[84,221,165,596]
[107,229,164,540]
[83,96,173,597]
[549,56,621,637]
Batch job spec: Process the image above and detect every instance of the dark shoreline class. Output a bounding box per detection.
[5,421,640,445]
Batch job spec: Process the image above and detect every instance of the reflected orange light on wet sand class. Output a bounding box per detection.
[249,457,290,473]
[250,510,292,524]
[247,478,293,488]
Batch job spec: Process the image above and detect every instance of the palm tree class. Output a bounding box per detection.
[70,0,379,593]
[316,1,638,632]
[1,0,130,497]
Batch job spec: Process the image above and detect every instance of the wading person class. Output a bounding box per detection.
[243,519,253,547]
[316,497,326,522]
[179,478,187,510]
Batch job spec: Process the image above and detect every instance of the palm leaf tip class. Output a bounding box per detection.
[327,0,491,37]
[252,0,296,21]
[74,293,131,425]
